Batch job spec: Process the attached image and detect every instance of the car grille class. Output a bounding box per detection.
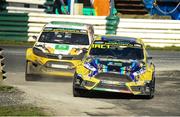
[46,54,83,60]
[95,73,132,82]
[46,61,74,68]
[96,82,129,91]
[46,54,59,59]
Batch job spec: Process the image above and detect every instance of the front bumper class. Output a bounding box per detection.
[26,49,81,77]
[74,73,151,95]
[29,61,75,77]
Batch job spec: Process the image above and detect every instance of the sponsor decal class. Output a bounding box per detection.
[44,28,87,34]
[55,45,69,51]
[84,58,145,82]
[92,41,142,49]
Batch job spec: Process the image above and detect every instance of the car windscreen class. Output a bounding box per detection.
[89,44,144,60]
[38,31,89,45]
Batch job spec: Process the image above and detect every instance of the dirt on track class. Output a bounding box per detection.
[2,46,180,116]
[2,71,180,116]
[4,73,133,116]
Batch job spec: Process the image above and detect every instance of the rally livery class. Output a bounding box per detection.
[73,36,155,98]
[25,21,94,80]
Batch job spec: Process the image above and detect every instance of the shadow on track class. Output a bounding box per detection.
[25,74,73,82]
[79,90,151,100]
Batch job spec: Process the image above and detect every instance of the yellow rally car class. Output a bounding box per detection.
[25,21,94,81]
[73,35,155,98]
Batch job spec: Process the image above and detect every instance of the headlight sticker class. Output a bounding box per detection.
[84,58,99,77]
[119,60,146,82]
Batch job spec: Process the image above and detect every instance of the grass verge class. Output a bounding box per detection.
[146,46,180,51]
[0,85,47,116]
[0,85,16,93]
[0,105,46,116]
[0,40,34,47]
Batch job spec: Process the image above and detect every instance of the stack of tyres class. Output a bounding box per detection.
[0,48,6,81]
[106,15,120,35]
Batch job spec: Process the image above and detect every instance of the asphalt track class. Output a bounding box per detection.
[1,45,180,116]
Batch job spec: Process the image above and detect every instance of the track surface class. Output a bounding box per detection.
[1,46,180,116]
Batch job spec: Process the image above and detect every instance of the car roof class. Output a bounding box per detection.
[45,21,92,30]
[95,35,144,44]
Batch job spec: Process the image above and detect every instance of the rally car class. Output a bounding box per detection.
[25,21,94,81]
[73,35,155,98]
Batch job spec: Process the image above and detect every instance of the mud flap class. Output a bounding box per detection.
[145,77,155,99]
[25,61,39,81]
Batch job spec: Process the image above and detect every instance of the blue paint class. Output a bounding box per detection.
[143,0,154,9]
[67,0,71,13]
[143,0,180,20]
[130,73,136,81]
[85,58,99,77]
[101,36,137,42]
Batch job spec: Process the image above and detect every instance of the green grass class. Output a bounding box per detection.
[0,85,47,116]
[0,105,45,116]
[146,46,180,51]
[0,40,34,46]
[0,85,16,93]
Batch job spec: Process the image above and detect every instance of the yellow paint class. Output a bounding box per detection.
[75,35,155,95]
[26,48,81,77]
[91,44,110,49]
[69,48,82,55]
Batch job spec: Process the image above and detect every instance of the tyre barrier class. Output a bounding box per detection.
[0,48,6,81]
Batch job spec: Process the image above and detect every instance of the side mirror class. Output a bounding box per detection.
[32,36,37,40]
[82,48,88,53]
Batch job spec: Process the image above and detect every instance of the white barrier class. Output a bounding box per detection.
[6,7,46,13]
[26,13,108,41]
[28,13,107,25]
[25,13,180,47]
[1,12,180,47]
[5,0,48,5]
[116,18,180,47]
[1,0,53,13]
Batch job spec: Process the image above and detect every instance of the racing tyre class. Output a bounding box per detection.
[73,76,84,97]
[73,87,83,97]
[146,76,155,99]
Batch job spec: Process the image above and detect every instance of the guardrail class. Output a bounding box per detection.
[117,19,180,47]
[0,0,54,13]
[0,13,180,47]
[0,48,6,81]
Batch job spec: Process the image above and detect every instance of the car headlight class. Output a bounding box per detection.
[129,66,146,82]
[33,47,47,58]
[84,62,98,77]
